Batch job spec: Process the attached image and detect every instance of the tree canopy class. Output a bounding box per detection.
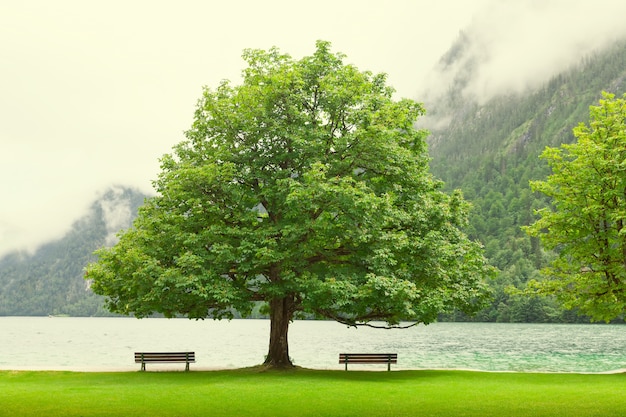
[85,41,494,368]
[525,91,626,322]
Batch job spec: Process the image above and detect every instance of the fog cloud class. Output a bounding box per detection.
[421,0,626,106]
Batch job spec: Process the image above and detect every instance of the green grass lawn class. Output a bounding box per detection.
[1,368,624,416]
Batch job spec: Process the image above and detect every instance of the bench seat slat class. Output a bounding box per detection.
[339,354,397,361]
[135,355,195,362]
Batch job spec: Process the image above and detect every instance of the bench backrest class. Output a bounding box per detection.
[339,353,397,364]
[134,352,196,363]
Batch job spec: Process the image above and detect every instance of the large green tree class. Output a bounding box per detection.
[525,92,626,322]
[86,41,493,368]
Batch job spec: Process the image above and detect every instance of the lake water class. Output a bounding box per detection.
[1,317,625,373]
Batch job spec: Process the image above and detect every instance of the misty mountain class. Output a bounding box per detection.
[0,186,148,316]
[426,38,626,322]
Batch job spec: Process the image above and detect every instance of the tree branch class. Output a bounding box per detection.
[315,308,419,329]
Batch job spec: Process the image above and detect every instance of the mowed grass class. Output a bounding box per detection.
[1,368,625,417]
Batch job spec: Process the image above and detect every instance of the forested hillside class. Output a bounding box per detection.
[0,187,147,316]
[427,39,626,322]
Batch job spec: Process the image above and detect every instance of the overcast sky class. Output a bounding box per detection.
[2,0,626,257]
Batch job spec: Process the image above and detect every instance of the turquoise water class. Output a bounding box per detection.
[0,317,624,372]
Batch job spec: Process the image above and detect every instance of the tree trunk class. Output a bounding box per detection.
[263,295,295,369]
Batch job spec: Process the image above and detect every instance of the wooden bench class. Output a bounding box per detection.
[339,353,397,371]
[134,352,195,371]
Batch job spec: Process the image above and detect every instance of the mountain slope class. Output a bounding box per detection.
[425,39,626,322]
[0,186,148,316]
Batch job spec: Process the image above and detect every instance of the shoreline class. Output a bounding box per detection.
[1,365,625,374]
